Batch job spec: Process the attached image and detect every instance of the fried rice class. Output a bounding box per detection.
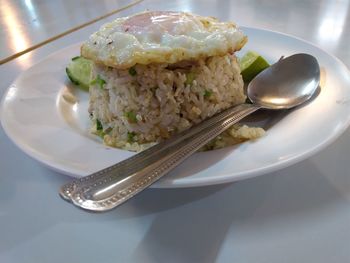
[88,54,264,151]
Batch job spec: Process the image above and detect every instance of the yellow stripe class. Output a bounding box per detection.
[0,0,143,65]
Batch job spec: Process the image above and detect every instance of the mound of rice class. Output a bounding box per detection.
[88,54,264,151]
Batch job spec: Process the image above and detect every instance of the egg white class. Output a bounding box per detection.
[81,11,247,69]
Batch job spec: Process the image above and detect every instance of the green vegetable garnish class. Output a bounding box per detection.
[90,75,106,89]
[185,72,195,85]
[96,119,103,131]
[127,132,136,142]
[125,111,137,123]
[239,51,270,83]
[65,56,93,90]
[66,68,79,85]
[204,90,212,98]
[128,67,137,76]
[96,127,112,139]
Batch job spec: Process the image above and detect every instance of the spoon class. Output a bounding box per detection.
[60,53,320,212]
[248,53,320,109]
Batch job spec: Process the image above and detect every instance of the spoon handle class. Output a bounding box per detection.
[61,103,260,212]
[60,103,257,202]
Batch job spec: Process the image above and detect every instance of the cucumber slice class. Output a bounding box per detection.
[239,51,270,83]
[66,56,93,91]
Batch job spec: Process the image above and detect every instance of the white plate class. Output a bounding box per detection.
[1,27,350,188]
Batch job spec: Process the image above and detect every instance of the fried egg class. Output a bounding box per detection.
[81,11,247,69]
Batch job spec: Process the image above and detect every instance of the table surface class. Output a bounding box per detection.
[1,0,350,262]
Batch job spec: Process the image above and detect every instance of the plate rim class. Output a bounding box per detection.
[1,26,350,188]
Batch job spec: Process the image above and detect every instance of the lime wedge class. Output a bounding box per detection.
[66,56,93,91]
[239,51,270,83]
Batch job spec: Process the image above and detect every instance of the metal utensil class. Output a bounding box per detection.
[59,53,320,212]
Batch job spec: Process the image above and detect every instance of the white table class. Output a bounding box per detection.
[0,0,139,62]
[1,0,350,262]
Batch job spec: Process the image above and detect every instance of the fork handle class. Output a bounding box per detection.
[64,103,260,211]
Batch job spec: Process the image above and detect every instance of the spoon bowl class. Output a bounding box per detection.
[248,53,320,109]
